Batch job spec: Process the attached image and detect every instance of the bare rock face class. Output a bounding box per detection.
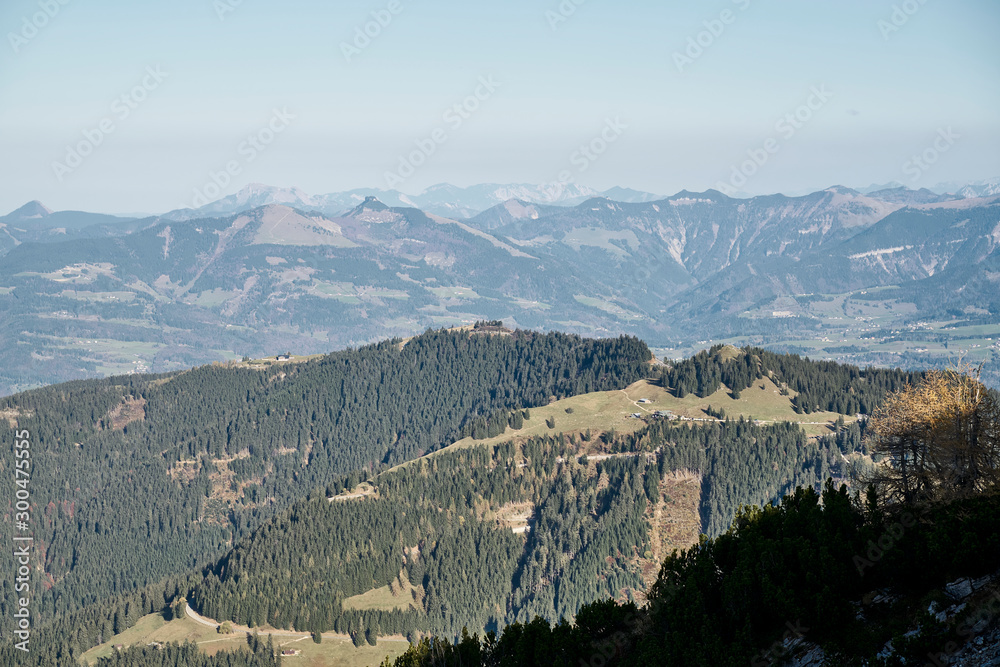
[947,578,975,601]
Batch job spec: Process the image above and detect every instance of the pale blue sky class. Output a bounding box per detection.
[1,0,998,213]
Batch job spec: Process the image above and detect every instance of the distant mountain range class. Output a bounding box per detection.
[1,180,998,395]
[150,178,997,222]
[159,182,664,222]
[5,178,992,225]
[0,200,140,256]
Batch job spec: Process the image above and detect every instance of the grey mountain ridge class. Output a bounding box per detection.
[1,182,998,395]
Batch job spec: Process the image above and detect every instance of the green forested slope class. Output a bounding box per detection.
[191,412,863,641]
[0,328,650,634]
[387,486,1000,667]
[192,435,654,639]
[0,336,927,666]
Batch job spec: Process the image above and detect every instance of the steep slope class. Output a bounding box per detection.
[191,402,850,641]
[0,341,924,666]
[384,488,1000,667]
[829,197,1000,284]
[0,328,650,632]
[666,196,1000,333]
[496,187,899,282]
[186,348,913,642]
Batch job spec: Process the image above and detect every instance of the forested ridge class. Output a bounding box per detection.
[0,328,650,638]
[183,347,919,648]
[0,571,203,666]
[662,344,923,414]
[0,335,933,665]
[385,366,1000,667]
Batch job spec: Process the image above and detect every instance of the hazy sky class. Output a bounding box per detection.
[1,0,998,214]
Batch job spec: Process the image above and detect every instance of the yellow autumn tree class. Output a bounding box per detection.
[863,365,1000,506]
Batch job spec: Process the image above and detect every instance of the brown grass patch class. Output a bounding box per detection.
[207,451,252,503]
[494,501,535,532]
[0,408,31,428]
[107,397,146,430]
[167,459,200,484]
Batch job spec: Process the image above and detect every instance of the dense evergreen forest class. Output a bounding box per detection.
[190,412,864,641]
[95,636,280,667]
[662,345,923,414]
[385,485,1000,666]
[0,328,651,638]
[192,434,654,640]
[0,334,932,665]
[621,418,857,536]
[3,634,283,667]
[0,572,203,666]
[386,367,1000,666]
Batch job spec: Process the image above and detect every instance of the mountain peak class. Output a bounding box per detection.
[355,195,388,210]
[857,181,905,194]
[6,200,52,220]
[347,196,400,223]
[862,185,960,206]
[668,189,728,202]
[236,183,314,205]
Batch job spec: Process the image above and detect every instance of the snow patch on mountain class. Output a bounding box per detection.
[849,246,912,260]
